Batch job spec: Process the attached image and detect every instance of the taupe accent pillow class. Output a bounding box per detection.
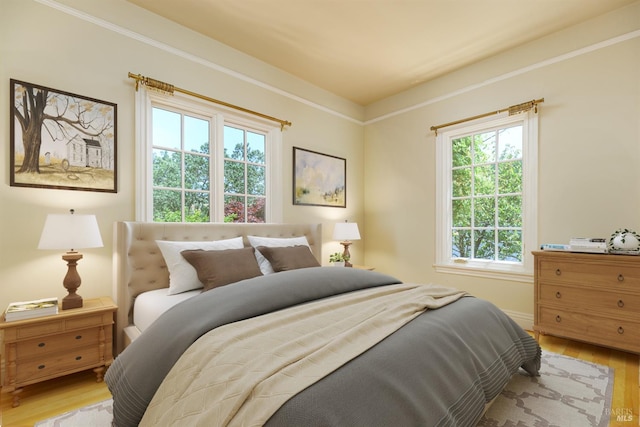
[181,247,263,292]
[256,245,320,272]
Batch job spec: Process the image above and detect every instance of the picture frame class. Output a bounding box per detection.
[10,79,117,193]
[293,147,346,208]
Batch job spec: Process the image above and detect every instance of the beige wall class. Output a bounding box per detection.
[0,0,365,311]
[363,2,640,321]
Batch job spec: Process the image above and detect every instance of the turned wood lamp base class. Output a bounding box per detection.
[61,251,84,310]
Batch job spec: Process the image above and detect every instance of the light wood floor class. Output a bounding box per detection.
[1,335,638,427]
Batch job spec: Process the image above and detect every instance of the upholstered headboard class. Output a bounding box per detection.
[112,221,322,353]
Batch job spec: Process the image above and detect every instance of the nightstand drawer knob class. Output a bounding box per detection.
[618,326,624,334]
[617,300,624,308]
[555,269,561,276]
[555,291,561,299]
[75,356,82,361]
[555,315,561,322]
[75,335,82,340]
[618,274,624,282]
[38,342,45,348]
[38,364,45,370]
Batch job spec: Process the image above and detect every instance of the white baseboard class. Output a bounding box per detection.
[502,309,534,332]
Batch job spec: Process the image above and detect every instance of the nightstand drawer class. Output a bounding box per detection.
[64,314,106,330]
[14,320,64,340]
[15,346,101,384]
[538,283,640,315]
[16,328,100,358]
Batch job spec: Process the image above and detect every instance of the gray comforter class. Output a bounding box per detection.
[106,267,540,427]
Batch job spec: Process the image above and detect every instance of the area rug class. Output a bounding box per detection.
[34,398,113,427]
[35,352,613,427]
[479,351,614,427]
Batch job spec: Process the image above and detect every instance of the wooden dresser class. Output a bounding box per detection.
[0,296,116,407]
[533,251,640,354]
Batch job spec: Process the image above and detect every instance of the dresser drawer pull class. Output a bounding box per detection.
[75,356,82,361]
[618,326,624,334]
[38,342,45,348]
[38,364,45,370]
[617,300,624,308]
[555,269,561,276]
[555,315,561,323]
[618,274,624,282]
[75,335,82,340]
[555,291,561,299]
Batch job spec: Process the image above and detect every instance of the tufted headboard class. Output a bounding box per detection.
[112,221,322,353]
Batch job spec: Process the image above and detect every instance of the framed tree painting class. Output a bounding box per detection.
[10,79,117,192]
[293,147,346,207]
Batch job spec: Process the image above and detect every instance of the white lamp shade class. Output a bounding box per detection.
[332,222,361,241]
[38,213,103,251]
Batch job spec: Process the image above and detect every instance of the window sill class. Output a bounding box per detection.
[434,263,533,283]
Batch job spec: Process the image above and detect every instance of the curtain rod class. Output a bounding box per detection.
[430,98,544,135]
[128,72,292,130]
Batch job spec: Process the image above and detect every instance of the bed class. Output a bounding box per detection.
[106,221,540,427]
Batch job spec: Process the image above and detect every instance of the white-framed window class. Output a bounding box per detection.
[134,88,282,223]
[435,111,538,282]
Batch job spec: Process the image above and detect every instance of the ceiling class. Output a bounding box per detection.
[126,0,635,105]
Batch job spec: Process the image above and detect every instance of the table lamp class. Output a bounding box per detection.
[38,209,103,310]
[332,221,361,267]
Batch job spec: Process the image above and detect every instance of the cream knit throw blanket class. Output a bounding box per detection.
[141,283,467,427]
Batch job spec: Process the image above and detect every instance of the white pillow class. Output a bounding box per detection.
[247,235,310,275]
[156,237,244,295]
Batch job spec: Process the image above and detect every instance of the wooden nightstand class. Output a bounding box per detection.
[0,296,117,407]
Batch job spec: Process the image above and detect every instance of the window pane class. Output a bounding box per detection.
[452,137,471,167]
[224,160,245,193]
[153,149,181,188]
[224,126,244,160]
[474,197,495,227]
[247,164,265,195]
[247,132,265,164]
[498,230,522,262]
[224,195,245,222]
[474,164,495,195]
[153,189,182,222]
[473,132,496,163]
[184,115,209,154]
[452,229,471,258]
[498,161,522,194]
[452,199,471,227]
[185,192,210,222]
[498,196,522,227]
[452,167,471,197]
[247,197,266,223]
[152,108,181,150]
[474,229,495,260]
[185,153,209,190]
[498,126,522,160]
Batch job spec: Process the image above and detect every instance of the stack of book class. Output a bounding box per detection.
[540,238,608,253]
[569,238,607,253]
[4,297,58,322]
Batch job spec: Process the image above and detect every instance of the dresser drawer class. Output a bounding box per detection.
[538,283,640,317]
[538,306,640,353]
[16,328,100,359]
[538,258,640,288]
[15,346,101,384]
